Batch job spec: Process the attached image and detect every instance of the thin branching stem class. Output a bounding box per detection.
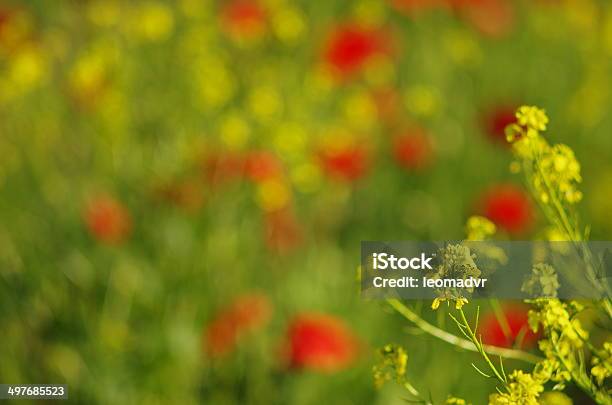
[386,299,541,364]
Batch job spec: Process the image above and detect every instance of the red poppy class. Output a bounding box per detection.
[392,129,434,170]
[477,184,534,234]
[244,151,284,183]
[220,0,266,41]
[264,208,302,254]
[318,143,369,182]
[481,105,517,145]
[450,0,515,38]
[283,313,360,372]
[324,24,391,79]
[83,195,132,244]
[481,304,540,349]
[205,293,272,358]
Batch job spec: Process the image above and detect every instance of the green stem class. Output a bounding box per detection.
[387,299,541,364]
[458,308,506,384]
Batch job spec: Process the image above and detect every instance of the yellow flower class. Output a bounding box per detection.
[488,370,543,405]
[431,298,444,310]
[373,344,408,388]
[455,298,468,310]
[516,106,549,134]
[465,216,496,241]
[591,342,612,386]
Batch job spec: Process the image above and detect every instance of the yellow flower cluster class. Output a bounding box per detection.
[465,215,496,241]
[488,370,544,405]
[528,299,588,387]
[521,263,560,298]
[516,106,549,136]
[591,342,611,386]
[372,344,408,389]
[506,106,583,205]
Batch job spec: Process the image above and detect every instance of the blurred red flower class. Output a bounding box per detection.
[264,208,302,254]
[283,313,360,372]
[318,143,369,182]
[481,105,517,145]
[392,129,434,170]
[324,24,390,79]
[83,195,132,244]
[481,304,539,349]
[220,0,267,40]
[478,184,534,234]
[245,151,284,183]
[205,293,273,358]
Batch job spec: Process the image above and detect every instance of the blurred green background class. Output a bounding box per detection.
[1,0,611,403]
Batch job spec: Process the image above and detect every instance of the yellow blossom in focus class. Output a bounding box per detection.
[516,106,548,134]
[488,370,543,405]
[591,342,612,386]
[130,2,174,42]
[455,298,468,309]
[431,297,444,310]
[256,179,291,211]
